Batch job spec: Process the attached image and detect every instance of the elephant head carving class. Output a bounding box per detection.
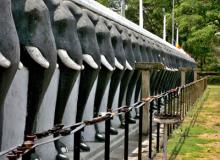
[0,0,20,107]
[0,0,20,147]
[144,37,155,62]
[76,8,101,69]
[138,35,149,62]
[45,0,83,70]
[44,0,84,126]
[96,17,115,71]
[109,22,126,70]
[121,27,135,70]
[11,0,57,135]
[129,32,142,63]
[64,2,101,126]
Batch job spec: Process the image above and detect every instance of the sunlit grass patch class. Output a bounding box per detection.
[163,85,220,160]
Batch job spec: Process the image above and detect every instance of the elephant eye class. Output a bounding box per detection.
[26,8,41,34]
[55,20,67,34]
[27,8,41,22]
[132,44,135,49]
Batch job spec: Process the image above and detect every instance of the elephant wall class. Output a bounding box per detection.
[0,0,196,160]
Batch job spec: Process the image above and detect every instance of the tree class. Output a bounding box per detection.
[167,0,220,70]
[96,0,121,13]
[97,0,220,71]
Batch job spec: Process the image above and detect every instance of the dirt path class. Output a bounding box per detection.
[156,85,220,160]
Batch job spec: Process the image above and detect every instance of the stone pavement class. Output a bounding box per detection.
[110,126,164,160]
[67,120,164,160]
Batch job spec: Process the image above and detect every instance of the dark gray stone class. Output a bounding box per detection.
[0,0,20,149]
[11,0,57,135]
[93,17,115,137]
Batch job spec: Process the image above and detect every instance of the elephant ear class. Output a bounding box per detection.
[43,0,61,9]
[25,46,50,68]
[84,9,99,24]
[105,20,113,30]
[0,52,11,68]
[63,1,82,18]
[115,23,123,34]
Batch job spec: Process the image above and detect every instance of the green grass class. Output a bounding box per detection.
[161,85,220,160]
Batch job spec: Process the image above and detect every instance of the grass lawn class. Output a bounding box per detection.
[156,85,220,160]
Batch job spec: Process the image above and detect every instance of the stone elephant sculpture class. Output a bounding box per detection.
[106,22,127,129]
[125,31,142,120]
[0,0,20,150]
[118,27,135,122]
[11,0,57,159]
[133,35,151,108]
[93,17,115,141]
[44,0,83,158]
[64,2,101,151]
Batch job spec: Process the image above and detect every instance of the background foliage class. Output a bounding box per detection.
[97,0,220,71]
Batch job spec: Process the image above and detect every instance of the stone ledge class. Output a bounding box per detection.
[135,62,165,71]
[178,67,192,71]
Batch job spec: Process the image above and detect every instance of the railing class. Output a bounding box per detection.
[0,77,207,160]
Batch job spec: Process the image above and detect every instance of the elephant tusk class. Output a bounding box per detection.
[57,49,81,70]
[125,60,133,71]
[166,66,174,71]
[114,58,124,70]
[81,64,85,70]
[165,66,170,71]
[82,54,99,69]
[0,52,11,68]
[101,55,114,71]
[25,46,50,69]
[18,62,24,70]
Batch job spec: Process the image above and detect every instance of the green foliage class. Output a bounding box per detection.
[96,0,220,71]
[97,0,109,6]
[96,0,121,11]
[208,76,220,85]
[165,85,220,159]
[170,0,220,70]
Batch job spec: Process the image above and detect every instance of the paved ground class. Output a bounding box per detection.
[110,127,164,160]
[67,121,164,160]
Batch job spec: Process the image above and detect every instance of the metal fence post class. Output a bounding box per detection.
[138,105,143,160]
[149,101,153,159]
[168,93,171,136]
[156,98,161,152]
[135,62,165,159]
[105,118,111,160]
[124,110,129,160]
[74,129,82,160]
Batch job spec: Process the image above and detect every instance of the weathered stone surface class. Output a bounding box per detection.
[135,62,165,71]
